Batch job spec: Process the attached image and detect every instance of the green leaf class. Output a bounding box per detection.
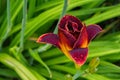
[0,68,18,78]
[89,41,120,58]
[29,49,52,78]
[0,53,46,80]
[98,61,120,73]
[85,73,110,80]
[84,4,120,24]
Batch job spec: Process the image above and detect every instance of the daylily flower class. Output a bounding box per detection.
[37,15,102,67]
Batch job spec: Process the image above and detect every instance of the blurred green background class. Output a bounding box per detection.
[0,0,120,80]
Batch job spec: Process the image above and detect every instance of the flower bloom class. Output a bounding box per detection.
[37,15,102,67]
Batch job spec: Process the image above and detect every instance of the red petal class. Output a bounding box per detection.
[70,48,88,66]
[37,33,59,47]
[73,26,88,48]
[58,28,76,58]
[72,22,79,32]
[59,15,83,30]
[87,24,102,43]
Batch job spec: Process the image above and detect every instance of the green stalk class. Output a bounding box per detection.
[72,70,81,80]
[0,0,11,51]
[53,0,68,34]
[37,0,68,52]
[20,0,27,52]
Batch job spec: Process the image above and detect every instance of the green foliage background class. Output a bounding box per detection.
[0,0,120,80]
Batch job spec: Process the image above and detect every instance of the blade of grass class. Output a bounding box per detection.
[82,0,105,9]
[89,41,120,58]
[0,0,23,38]
[85,73,110,80]
[0,68,18,78]
[50,65,76,74]
[99,60,120,72]
[53,0,68,34]
[40,48,62,58]
[101,52,120,61]
[29,49,52,78]
[0,0,12,51]
[96,20,119,38]
[68,4,120,16]
[33,66,66,80]
[19,0,27,52]
[0,53,46,80]
[84,4,120,25]
[101,73,120,79]
[28,0,36,19]
[35,0,63,12]
[45,56,70,65]
[99,32,120,41]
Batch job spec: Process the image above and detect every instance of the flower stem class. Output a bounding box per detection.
[73,69,87,80]
[0,0,11,51]
[20,0,27,52]
[53,0,68,34]
[73,70,80,80]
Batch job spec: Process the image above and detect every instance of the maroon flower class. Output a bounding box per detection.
[37,15,102,67]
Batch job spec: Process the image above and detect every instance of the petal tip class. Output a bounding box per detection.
[87,24,102,42]
[36,33,47,43]
[88,24,102,31]
[36,33,59,47]
[70,48,88,67]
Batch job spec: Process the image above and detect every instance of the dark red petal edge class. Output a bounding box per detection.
[59,15,83,30]
[87,24,102,43]
[37,33,59,47]
[70,48,88,66]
